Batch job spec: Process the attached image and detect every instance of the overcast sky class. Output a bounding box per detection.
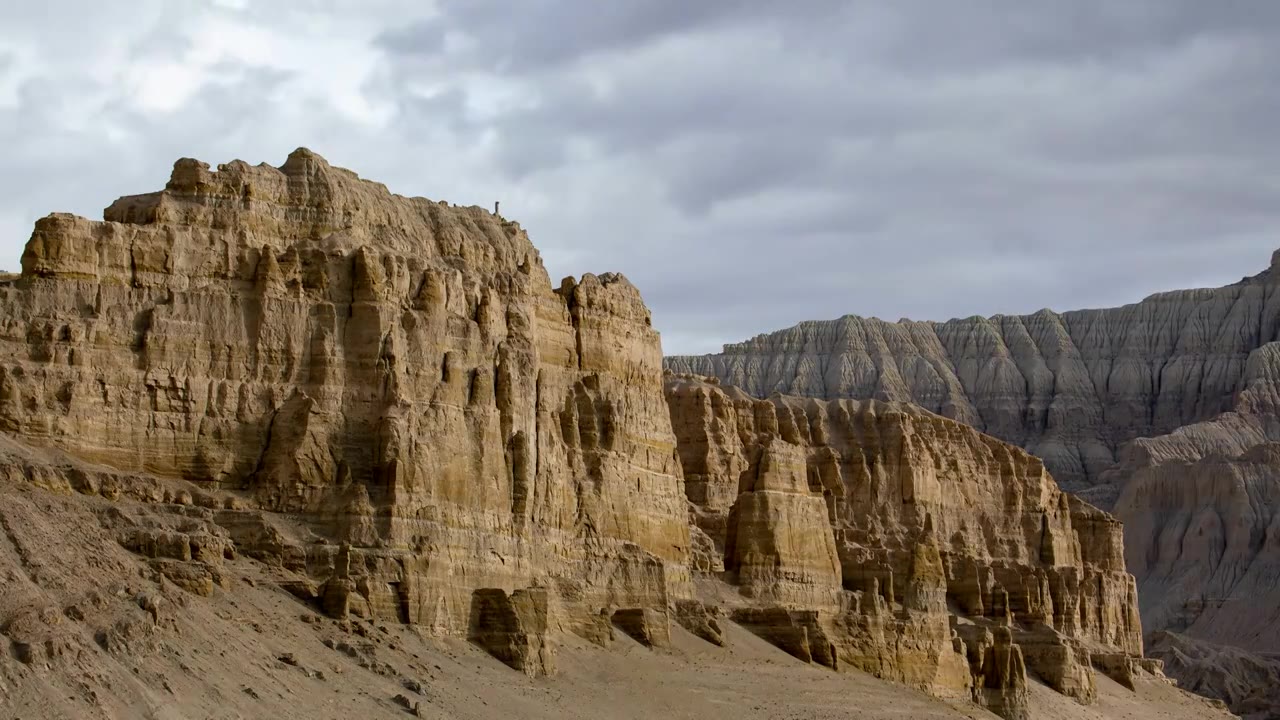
[2,2,1279,354]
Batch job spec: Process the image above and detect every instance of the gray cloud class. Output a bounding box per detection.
[2,1,1280,354]
[377,0,824,72]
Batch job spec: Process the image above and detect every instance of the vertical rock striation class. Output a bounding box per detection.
[665,373,1149,717]
[0,151,1175,719]
[0,150,691,662]
[665,257,1280,492]
[666,253,1280,714]
[1105,339,1280,655]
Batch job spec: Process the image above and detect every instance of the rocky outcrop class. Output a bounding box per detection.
[1087,337,1280,716]
[0,149,691,648]
[666,255,1280,492]
[724,438,842,608]
[665,374,1148,718]
[970,628,1030,720]
[611,607,672,648]
[671,599,726,646]
[730,607,839,669]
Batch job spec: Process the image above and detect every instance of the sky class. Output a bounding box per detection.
[2,2,1279,354]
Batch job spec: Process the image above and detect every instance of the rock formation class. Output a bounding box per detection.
[467,588,555,676]
[667,252,1280,715]
[0,150,1197,720]
[1115,442,1280,648]
[665,373,1152,717]
[0,149,691,669]
[1148,631,1280,717]
[665,257,1280,492]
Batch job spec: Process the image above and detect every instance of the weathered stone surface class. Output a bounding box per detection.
[611,607,671,648]
[1092,339,1280,715]
[730,607,839,669]
[724,437,842,608]
[666,375,1142,649]
[1115,442,1280,650]
[1106,350,1280,642]
[1090,651,1169,692]
[672,599,725,646]
[974,628,1030,720]
[665,374,1146,718]
[1016,626,1096,704]
[0,150,692,641]
[666,252,1280,492]
[0,150,1215,720]
[468,588,555,677]
[667,251,1280,714]
[1148,631,1280,717]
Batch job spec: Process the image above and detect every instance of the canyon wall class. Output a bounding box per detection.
[667,255,1280,714]
[1108,349,1280,712]
[666,259,1280,492]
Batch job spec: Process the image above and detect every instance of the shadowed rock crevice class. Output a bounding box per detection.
[468,588,555,677]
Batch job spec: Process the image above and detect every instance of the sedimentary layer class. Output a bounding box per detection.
[666,258,1280,491]
[665,373,1153,718]
[666,252,1280,716]
[0,149,692,650]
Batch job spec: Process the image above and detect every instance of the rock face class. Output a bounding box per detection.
[1148,631,1280,718]
[665,373,1148,717]
[667,253,1280,715]
[0,151,1183,720]
[468,588,555,676]
[0,149,691,664]
[665,256,1280,492]
[1097,337,1280,716]
[1116,443,1280,649]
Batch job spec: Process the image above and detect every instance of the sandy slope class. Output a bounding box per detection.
[0,470,1231,720]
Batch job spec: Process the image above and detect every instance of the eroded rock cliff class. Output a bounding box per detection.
[1147,631,1280,717]
[0,149,691,657]
[665,373,1153,718]
[666,258,1280,492]
[667,253,1280,716]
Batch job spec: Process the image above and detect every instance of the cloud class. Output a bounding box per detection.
[2,2,1279,354]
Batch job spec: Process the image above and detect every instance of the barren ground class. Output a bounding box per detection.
[0,450,1232,720]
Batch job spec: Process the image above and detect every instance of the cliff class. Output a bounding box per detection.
[665,374,1153,718]
[666,258,1280,492]
[0,149,691,659]
[667,253,1280,716]
[1107,354,1280,704]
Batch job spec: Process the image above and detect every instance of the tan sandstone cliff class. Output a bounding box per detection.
[0,151,1204,720]
[665,374,1155,719]
[0,149,692,668]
